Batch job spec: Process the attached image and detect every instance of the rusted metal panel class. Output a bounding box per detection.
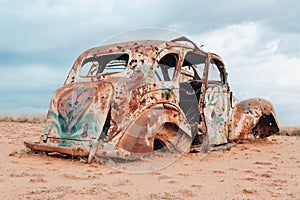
[24,140,89,156]
[229,98,279,141]
[117,104,192,153]
[204,84,229,145]
[41,82,113,151]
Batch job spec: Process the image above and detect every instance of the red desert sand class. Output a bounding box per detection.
[0,121,299,199]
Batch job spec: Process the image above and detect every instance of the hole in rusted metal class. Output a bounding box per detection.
[153,139,166,151]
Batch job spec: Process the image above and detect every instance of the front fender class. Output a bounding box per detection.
[117,103,192,153]
[229,98,279,141]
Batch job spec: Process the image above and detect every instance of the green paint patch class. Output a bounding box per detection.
[45,112,100,140]
[162,85,173,95]
[215,117,224,124]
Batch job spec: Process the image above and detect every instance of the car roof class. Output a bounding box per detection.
[82,37,205,57]
[84,38,224,66]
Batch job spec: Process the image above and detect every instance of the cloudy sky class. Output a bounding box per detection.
[0,0,299,126]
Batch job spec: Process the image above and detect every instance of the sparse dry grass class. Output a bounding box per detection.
[277,127,300,136]
[0,115,46,124]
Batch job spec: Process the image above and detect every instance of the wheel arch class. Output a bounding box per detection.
[229,98,279,141]
[117,103,192,153]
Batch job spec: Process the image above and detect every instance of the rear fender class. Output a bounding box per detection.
[117,103,192,153]
[229,98,279,141]
[40,82,113,149]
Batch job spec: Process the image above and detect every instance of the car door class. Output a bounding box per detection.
[204,57,230,145]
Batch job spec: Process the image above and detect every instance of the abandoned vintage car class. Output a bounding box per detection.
[24,37,279,163]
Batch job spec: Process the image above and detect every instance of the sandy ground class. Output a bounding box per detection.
[0,122,299,200]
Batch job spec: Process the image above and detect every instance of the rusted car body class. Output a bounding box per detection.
[24,37,279,162]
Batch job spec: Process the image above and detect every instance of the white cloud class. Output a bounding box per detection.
[190,22,262,60]
[261,39,280,55]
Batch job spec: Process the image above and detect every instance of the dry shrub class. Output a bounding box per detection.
[0,116,14,122]
[0,115,46,124]
[277,127,300,136]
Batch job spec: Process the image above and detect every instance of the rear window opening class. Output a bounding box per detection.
[79,53,129,77]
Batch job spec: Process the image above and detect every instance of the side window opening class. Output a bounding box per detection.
[154,53,178,81]
[179,52,206,124]
[179,52,206,104]
[208,60,224,83]
[181,65,194,77]
[79,53,129,77]
[181,52,206,81]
